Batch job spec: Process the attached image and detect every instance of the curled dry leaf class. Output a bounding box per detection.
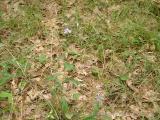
[76,63,89,77]
[126,80,139,93]
[42,93,52,100]
[11,79,19,94]
[27,89,41,101]
[130,105,140,115]
[79,95,87,101]
[143,53,156,63]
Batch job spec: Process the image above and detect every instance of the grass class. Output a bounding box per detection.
[0,0,160,119]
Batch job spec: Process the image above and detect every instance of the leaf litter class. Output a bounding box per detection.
[1,0,160,119]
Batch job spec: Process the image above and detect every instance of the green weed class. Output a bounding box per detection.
[1,0,160,119]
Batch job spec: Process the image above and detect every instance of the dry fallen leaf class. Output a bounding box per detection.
[126,80,139,93]
[27,89,40,101]
[79,95,87,101]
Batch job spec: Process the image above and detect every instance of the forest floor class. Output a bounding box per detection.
[0,0,160,120]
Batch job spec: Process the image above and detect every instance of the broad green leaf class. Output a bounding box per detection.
[119,74,129,81]
[64,77,80,87]
[64,62,75,72]
[68,51,79,56]
[132,38,142,46]
[47,75,58,81]
[37,54,47,64]
[72,93,80,100]
[84,116,95,120]
[61,97,69,113]
[0,71,13,85]
[0,58,26,84]
[91,67,100,77]
[0,91,13,104]
[92,102,100,116]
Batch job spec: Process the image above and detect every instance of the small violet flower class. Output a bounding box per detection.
[64,28,72,35]
[96,93,104,103]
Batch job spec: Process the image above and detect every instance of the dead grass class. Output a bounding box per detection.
[0,0,160,120]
